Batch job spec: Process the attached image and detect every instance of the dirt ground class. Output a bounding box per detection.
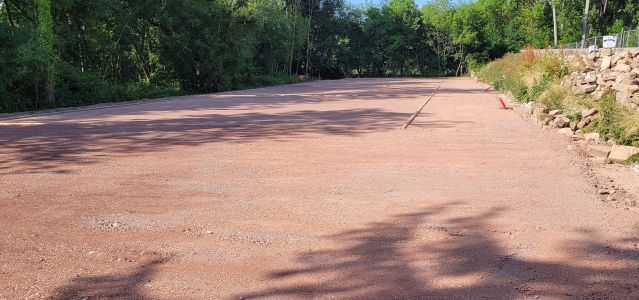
[1,78,639,299]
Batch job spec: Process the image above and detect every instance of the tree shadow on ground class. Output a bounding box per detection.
[4,79,442,120]
[1,78,481,174]
[0,107,467,174]
[239,204,639,299]
[51,258,165,300]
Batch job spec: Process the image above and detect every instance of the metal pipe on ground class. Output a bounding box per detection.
[401,85,440,129]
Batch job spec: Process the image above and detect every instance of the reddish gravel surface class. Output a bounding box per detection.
[1,78,639,299]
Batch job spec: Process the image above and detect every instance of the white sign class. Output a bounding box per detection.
[602,35,617,48]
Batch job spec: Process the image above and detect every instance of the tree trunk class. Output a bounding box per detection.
[45,75,55,104]
[552,3,558,47]
[581,0,590,48]
[36,0,55,104]
[289,0,299,76]
[597,0,608,35]
[4,0,16,27]
[305,0,313,77]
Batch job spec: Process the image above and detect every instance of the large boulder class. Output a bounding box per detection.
[558,128,573,136]
[581,108,598,118]
[584,132,601,143]
[591,90,605,100]
[584,73,597,83]
[601,70,617,81]
[569,121,578,131]
[612,51,631,65]
[600,56,612,69]
[533,106,549,115]
[616,91,632,104]
[609,145,639,162]
[612,83,639,94]
[578,84,597,93]
[615,72,637,85]
[586,144,612,158]
[600,48,614,56]
[549,109,562,117]
[577,116,592,129]
[612,63,632,73]
[553,115,570,128]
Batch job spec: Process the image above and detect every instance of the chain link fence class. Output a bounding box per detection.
[561,29,639,49]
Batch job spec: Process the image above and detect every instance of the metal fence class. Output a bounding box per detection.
[560,28,639,49]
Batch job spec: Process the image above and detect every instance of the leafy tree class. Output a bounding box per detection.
[1,0,638,113]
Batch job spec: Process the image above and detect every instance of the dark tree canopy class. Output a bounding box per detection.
[1,0,637,112]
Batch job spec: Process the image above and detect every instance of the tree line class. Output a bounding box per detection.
[1,0,637,112]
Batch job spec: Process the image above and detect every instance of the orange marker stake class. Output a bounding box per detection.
[498,97,512,110]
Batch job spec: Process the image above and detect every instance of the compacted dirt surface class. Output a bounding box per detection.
[1,78,639,299]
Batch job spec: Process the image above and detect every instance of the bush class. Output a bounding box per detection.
[508,77,530,102]
[587,94,639,145]
[530,72,551,100]
[1,63,184,113]
[538,84,567,110]
[243,74,300,89]
[477,52,570,103]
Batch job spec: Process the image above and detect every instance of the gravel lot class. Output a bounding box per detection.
[1,78,638,299]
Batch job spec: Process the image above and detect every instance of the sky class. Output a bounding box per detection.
[347,0,431,7]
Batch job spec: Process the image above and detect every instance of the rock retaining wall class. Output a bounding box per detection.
[522,98,639,163]
[565,48,639,108]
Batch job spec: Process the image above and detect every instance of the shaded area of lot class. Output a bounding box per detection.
[52,259,166,300]
[241,205,639,299]
[49,205,639,299]
[0,79,447,174]
[0,109,410,174]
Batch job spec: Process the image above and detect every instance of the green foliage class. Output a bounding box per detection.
[35,0,54,73]
[2,0,639,113]
[566,112,581,123]
[478,52,574,105]
[626,153,639,164]
[530,73,552,102]
[539,85,569,111]
[597,95,620,139]
[508,77,530,103]
[591,95,639,146]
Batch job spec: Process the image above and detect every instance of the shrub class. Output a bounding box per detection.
[530,72,551,101]
[590,94,639,145]
[538,84,567,110]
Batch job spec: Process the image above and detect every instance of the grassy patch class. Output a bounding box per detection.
[626,153,639,164]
